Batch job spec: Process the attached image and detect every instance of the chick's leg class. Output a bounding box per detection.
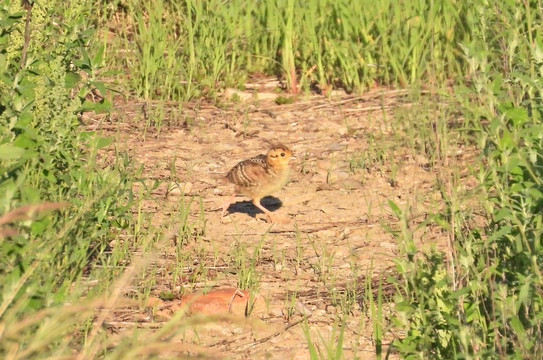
[251,198,274,222]
[219,194,237,218]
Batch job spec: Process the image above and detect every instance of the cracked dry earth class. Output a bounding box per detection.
[92,81,477,359]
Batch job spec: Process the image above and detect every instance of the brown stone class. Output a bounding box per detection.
[176,288,263,316]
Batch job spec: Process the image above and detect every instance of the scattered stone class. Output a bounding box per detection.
[269,307,283,317]
[295,301,312,315]
[326,304,337,315]
[331,170,349,180]
[292,349,311,360]
[310,173,327,183]
[214,143,236,152]
[220,215,233,224]
[327,143,342,151]
[284,192,315,205]
[182,182,193,193]
[224,88,253,101]
[273,212,292,225]
[256,92,281,101]
[317,159,339,170]
[339,228,352,240]
[340,178,363,189]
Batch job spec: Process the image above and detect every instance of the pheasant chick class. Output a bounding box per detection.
[220,144,294,222]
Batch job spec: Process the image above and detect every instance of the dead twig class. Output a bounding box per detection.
[227,289,246,312]
[210,313,312,349]
[235,313,313,349]
[20,0,33,68]
[306,89,414,110]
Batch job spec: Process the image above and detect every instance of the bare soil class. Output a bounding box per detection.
[90,80,478,359]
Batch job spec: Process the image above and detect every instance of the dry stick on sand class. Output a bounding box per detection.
[209,313,313,349]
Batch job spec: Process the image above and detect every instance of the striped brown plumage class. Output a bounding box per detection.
[227,155,277,187]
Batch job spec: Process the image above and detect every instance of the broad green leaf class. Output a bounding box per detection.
[93,98,112,112]
[395,301,414,312]
[8,11,25,19]
[91,81,106,97]
[504,107,529,127]
[527,187,543,200]
[79,131,96,141]
[505,155,523,175]
[31,217,51,235]
[15,84,35,99]
[95,136,114,149]
[65,72,81,88]
[498,129,514,150]
[534,33,543,62]
[510,317,528,342]
[510,182,530,193]
[518,278,532,307]
[18,110,33,125]
[92,45,105,67]
[490,74,503,95]
[0,143,26,160]
[13,132,37,148]
[463,302,479,323]
[81,98,112,113]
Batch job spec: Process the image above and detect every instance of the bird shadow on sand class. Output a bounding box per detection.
[226,196,283,218]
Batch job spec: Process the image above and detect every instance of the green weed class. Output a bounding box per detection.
[388,2,543,357]
[92,0,485,101]
[302,317,347,360]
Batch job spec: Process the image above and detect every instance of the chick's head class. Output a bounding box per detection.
[266,144,294,168]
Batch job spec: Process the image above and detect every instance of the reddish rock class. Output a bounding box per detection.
[177,288,257,315]
[146,296,165,308]
[292,349,311,360]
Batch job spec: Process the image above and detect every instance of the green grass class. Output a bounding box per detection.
[2,0,543,358]
[302,317,347,360]
[0,0,192,357]
[92,0,481,101]
[384,2,543,357]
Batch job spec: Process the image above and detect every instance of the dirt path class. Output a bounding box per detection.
[93,81,474,359]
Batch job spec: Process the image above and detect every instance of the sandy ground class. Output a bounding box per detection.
[89,80,478,359]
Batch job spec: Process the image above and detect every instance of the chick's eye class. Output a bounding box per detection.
[280,152,285,157]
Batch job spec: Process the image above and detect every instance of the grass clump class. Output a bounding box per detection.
[1,0,121,300]
[0,1,144,357]
[388,1,543,358]
[275,96,295,105]
[93,0,478,100]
